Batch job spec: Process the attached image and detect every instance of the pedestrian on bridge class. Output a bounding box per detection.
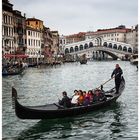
[111,64,123,94]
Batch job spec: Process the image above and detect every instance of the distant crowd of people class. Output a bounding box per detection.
[59,89,106,108]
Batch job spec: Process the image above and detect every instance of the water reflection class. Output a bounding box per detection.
[109,102,128,139]
[2,61,138,139]
[17,103,122,140]
[17,118,74,140]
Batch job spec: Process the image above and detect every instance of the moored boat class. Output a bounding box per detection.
[130,54,138,65]
[79,54,87,64]
[12,78,125,120]
[2,67,25,76]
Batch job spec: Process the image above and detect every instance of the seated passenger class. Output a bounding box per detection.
[94,89,106,101]
[88,90,94,103]
[98,90,106,101]
[78,90,84,105]
[59,91,71,108]
[71,91,80,105]
[83,91,86,98]
[83,92,90,106]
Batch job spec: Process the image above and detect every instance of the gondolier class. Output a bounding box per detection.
[111,64,123,94]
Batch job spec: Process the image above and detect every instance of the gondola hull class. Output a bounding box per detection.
[12,79,125,120]
[2,67,25,76]
[80,60,87,64]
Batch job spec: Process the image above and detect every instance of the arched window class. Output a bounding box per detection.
[79,45,83,50]
[75,46,79,52]
[108,43,112,48]
[84,43,88,49]
[123,46,127,52]
[89,42,93,47]
[128,47,132,53]
[113,44,117,49]
[118,45,122,50]
[103,42,107,47]
[65,48,69,54]
[70,47,74,53]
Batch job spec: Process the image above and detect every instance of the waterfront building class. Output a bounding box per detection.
[85,25,131,43]
[126,25,138,53]
[2,0,14,55]
[13,10,26,55]
[42,27,53,63]
[51,31,59,58]
[59,35,66,54]
[65,32,86,44]
[25,18,44,63]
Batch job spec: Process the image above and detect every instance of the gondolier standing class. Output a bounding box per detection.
[111,64,123,94]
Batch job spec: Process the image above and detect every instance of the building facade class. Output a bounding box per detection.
[25,18,44,63]
[13,10,26,55]
[2,0,14,55]
[65,32,86,44]
[126,25,138,53]
[59,35,66,54]
[51,31,59,57]
[42,27,53,63]
[85,25,131,43]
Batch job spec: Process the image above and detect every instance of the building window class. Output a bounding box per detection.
[28,21,30,25]
[39,40,40,46]
[31,39,32,46]
[28,39,30,46]
[28,31,30,36]
[36,21,38,25]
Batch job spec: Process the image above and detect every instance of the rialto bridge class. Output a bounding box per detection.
[64,37,133,60]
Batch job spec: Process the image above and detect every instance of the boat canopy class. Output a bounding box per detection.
[3,54,29,58]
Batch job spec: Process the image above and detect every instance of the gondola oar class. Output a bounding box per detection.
[96,73,120,90]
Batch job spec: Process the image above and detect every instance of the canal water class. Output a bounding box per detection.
[2,61,138,140]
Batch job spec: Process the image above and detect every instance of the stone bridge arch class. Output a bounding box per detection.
[98,50,119,60]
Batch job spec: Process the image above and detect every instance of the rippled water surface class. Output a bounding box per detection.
[2,61,138,140]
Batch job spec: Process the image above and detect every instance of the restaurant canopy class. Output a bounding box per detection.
[3,54,29,58]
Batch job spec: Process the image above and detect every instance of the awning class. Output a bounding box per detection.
[3,54,29,58]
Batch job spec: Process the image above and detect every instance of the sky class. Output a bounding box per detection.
[11,0,138,35]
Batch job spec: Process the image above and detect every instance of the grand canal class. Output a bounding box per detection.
[2,61,138,140]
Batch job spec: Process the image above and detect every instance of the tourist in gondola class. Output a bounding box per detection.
[59,91,71,108]
[78,90,84,105]
[71,90,80,105]
[83,91,90,106]
[88,90,94,103]
[111,64,123,94]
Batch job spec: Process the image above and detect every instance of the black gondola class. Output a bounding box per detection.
[80,59,87,64]
[28,63,37,67]
[2,67,25,76]
[12,79,125,120]
[79,54,87,64]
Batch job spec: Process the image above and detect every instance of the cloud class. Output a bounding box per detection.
[10,0,138,35]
